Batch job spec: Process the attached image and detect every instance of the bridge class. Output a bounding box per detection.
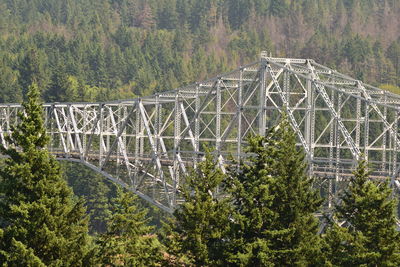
[0,53,400,213]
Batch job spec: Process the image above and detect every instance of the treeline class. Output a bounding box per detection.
[0,84,399,266]
[0,0,399,104]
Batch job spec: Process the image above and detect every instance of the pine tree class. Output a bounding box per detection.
[224,134,276,266]
[0,230,45,267]
[0,66,22,103]
[225,116,324,266]
[18,48,48,97]
[0,83,93,266]
[64,161,114,234]
[46,62,70,102]
[265,116,324,265]
[163,149,231,266]
[96,188,163,266]
[325,159,400,266]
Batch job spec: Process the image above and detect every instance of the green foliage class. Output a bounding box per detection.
[325,160,400,266]
[163,149,231,266]
[225,115,324,266]
[96,188,163,266]
[63,162,116,234]
[0,0,398,105]
[269,0,289,16]
[0,237,46,267]
[0,83,93,265]
[18,49,49,97]
[264,116,325,265]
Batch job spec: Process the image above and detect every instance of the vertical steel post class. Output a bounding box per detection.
[155,95,161,160]
[392,111,399,179]
[284,68,290,107]
[335,93,342,181]
[6,106,10,145]
[216,79,222,153]
[173,92,182,206]
[194,85,200,153]
[116,104,121,169]
[305,75,314,171]
[99,104,104,168]
[356,98,361,148]
[82,106,87,159]
[364,102,370,162]
[123,105,128,164]
[382,95,387,173]
[193,84,200,169]
[328,91,335,208]
[134,102,141,188]
[106,108,111,156]
[259,60,267,135]
[237,69,243,161]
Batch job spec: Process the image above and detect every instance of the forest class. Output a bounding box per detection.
[0,0,400,266]
[0,0,399,104]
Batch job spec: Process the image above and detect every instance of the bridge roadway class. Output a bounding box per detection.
[1,53,400,213]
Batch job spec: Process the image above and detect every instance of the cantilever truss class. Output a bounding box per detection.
[1,54,400,213]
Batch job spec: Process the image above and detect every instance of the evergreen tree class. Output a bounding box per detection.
[46,62,70,102]
[265,116,324,265]
[0,230,46,267]
[224,134,275,266]
[387,40,400,86]
[225,116,324,266]
[0,83,93,265]
[64,162,114,234]
[325,159,400,266]
[0,66,22,103]
[96,188,163,266]
[163,149,231,266]
[18,49,48,97]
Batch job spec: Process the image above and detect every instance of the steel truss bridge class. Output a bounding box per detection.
[1,53,400,213]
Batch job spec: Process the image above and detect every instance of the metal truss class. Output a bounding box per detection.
[1,53,400,213]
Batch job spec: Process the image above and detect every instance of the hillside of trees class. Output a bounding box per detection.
[0,0,399,104]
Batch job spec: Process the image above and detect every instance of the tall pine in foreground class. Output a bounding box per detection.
[325,160,400,266]
[265,116,324,265]
[96,188,163,266]
[226,116,324,266]
[163,149,231,266]
[0,83,93,265]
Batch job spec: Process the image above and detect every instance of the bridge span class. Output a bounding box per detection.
[1,53,400,213]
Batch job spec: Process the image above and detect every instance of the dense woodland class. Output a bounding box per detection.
[0,0,399,104]
[1,0,400,266]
